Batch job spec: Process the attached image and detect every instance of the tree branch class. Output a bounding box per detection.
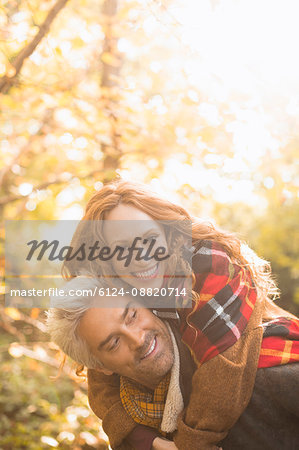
[0,109,55,189]
[0,168,105,206]
[0,0,70,93]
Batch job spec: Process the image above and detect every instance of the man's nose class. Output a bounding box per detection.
[124,327,145,349]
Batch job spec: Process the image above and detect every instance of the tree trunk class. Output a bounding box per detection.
[100,0,123,177]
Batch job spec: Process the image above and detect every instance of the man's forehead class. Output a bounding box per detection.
[77,300,131,341]
[92,294,140,309]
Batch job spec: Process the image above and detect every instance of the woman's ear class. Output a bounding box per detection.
[95,367,114,376]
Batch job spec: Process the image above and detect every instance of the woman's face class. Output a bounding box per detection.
[102,203,168,290]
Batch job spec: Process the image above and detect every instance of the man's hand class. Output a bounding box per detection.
[151,437,178,450]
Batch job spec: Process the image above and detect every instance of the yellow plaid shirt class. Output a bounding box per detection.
[120,372,171,431]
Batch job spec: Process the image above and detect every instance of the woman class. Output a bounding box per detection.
[62,179,298,450]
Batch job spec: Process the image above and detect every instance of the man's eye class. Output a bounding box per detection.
[129,309,137,322]
[109,337,120,351]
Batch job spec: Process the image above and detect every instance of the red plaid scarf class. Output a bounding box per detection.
[259,317,299,367]
[178,240,299,368]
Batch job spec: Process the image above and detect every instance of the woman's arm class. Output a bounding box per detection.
[174,304,264,449]
[87,369,161,450]
[87,370,136,448]
[173,240,265,449]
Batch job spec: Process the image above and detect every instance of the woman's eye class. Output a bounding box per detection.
[147,234,159,241]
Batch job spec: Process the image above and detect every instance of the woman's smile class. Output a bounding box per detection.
[131,263,159,279]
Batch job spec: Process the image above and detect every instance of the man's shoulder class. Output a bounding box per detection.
[256,363,299,416]
[221,363,299,450]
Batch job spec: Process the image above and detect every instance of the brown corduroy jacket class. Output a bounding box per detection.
[87,300,294,450]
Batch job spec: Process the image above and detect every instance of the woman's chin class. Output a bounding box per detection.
[130,275,164,291]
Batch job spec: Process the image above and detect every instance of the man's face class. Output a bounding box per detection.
[77,297,174,389]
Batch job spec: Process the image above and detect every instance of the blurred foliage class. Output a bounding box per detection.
[0,315,109,449]
[250,200,299,315]
[213,197,299,316]
[0,0,298,447]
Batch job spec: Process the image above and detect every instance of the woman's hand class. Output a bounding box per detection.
[151,437,178,450]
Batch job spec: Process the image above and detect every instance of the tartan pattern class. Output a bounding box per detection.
[120,372,170,431]
[119,240,299,431]
[179,240,257,365]
[259,317,299,367]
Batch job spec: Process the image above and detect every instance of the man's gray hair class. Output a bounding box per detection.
[46,275,103,369]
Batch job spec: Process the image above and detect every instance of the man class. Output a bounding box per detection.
[80,299,182,450]
[47,281,299,450]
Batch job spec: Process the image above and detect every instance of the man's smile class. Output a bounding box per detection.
[141,336,157,359]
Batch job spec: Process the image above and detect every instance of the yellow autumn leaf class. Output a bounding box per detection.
[31,307,40,319]
[0,61,6,76]
[101,52,120,67]
[5,307,21,320]
[72,37,84,49]
[6,64,16,78]
[55,46,62,56]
